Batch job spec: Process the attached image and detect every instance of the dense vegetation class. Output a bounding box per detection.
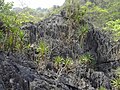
[0,0,120,89]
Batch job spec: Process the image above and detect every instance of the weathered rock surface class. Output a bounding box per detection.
[0,50,118,90]
[0,12,120,90]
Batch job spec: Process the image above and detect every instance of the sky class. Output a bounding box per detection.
[5,0,65,9]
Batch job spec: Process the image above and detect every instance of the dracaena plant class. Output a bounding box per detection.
[79,53,94,64]
[54,56,64,69]
[78,23,89,48]
[54,56,73,71]
[111,78,120,89]
[36,41,49,64]
[63,57,73,69]
[111,67,120,89]
[54,56,74,90]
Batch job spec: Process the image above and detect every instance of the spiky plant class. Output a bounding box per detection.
[36,41,49,64]
[54,56,64,69]
[111,78,120,89]
[79,53,93,64]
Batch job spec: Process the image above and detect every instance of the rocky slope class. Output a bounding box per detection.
[0,13,120,90]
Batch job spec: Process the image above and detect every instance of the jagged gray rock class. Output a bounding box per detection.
[1,12,120,90]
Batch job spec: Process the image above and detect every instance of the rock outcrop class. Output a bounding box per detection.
[0,13,120,90]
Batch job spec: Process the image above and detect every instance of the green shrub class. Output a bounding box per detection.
[78,24,89,47]
[104,19,120,42]
[79,53,94,64]
[111,67,120,89]
[64,57,73,67]
[111,78,120,89]
[37,41,49,56]
[54,56,73,70]
[0,1,27,52]
[54,56,64,68]
[36,41,49,64]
